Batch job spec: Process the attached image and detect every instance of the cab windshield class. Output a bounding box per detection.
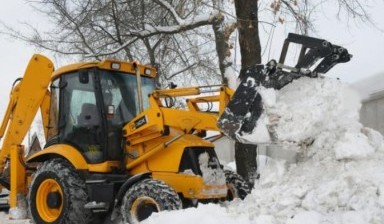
[99,70,155,124]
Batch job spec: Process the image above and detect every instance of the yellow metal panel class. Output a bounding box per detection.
[127,131,213,174]
[26,144,88,170]
[161,108,219,132]
[27,144,122,172]
[124,96,164,144]
[125,106,163,137]
[153,87,200,98]
[152,172,227,199]
[127,163,149,175]
[10,145,26,208]
[219,87,234,116]
[147,134,213,173]
[51,62,97,79]
[126,142,164,170]
[87,161,121,173]
[52,60,156,80]
[128,128,163,146]
[40,91,51,139]
[0,90,16,140]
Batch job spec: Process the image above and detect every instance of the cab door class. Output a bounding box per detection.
[58,71,105,163]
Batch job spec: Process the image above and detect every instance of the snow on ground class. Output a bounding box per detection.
[0,211,29,224]
[144,77,384,224]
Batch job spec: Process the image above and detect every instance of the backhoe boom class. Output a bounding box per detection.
[0,55,53,208]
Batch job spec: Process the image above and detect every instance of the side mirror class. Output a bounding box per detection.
[79,70,89,84]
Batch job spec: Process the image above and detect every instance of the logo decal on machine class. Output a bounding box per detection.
[134,116,147,129]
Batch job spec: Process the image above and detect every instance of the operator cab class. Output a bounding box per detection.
[47,61,156,164]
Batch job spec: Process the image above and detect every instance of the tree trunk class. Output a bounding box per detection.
[234,0,262,66]
[212,18,236,85]
[233,0,262,187]
[235,142,258,187]
[212,20,228,83]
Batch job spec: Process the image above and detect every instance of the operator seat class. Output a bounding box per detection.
[78,103,100,128]
[76,103,103,163]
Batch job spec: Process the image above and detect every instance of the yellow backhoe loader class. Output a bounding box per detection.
[0,33,351,223]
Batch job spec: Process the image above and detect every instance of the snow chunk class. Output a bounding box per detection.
[334,132,375,160]
[240,113,272,144]
[257,86,276,107]
[362,127,384,151]
[198,153,225,185]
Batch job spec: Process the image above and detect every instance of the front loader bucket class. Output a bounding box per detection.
[217,62,305,140]
[217,66,264,140]
[218,33,352,141]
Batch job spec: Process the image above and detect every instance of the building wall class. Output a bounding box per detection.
[351,73,384,135]
[360,93,384,135]
[212,137,235,163]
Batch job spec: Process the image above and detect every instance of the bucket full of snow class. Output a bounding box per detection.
[238,77,362,145]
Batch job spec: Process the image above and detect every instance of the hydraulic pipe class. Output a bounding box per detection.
[134,62,144,113]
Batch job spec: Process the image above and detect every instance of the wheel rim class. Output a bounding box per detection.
[36,179,64,222]
[130,196,160,221]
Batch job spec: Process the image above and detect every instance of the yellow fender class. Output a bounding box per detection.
[27,144,88,170]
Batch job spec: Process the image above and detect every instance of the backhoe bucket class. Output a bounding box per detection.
[218,33,352,141]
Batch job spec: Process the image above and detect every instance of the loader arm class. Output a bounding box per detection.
[125,85,233,145]
[0,55,53,207]
[122,85,233,167]
[218,33,352,140]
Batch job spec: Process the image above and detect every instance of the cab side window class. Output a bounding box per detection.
[60,73,103,163]
[47,79,60,140]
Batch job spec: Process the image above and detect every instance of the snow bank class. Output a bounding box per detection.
[240,77,361,145]
[144,77,384,224]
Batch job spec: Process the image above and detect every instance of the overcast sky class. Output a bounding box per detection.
[0,1,384,109]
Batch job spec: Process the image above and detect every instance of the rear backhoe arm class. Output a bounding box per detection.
[0,55,53,208]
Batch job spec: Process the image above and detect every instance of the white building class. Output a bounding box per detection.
[352,73,384,135]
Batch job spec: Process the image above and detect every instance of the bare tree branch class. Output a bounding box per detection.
[166,62,198,80]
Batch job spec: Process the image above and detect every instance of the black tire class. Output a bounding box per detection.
[121,179,182,223]
[224,170,251,201]
[29,158,91,224]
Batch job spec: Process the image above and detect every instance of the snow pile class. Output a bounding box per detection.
[198,153,226,186]
[144,77,384,224]
[240,77,361,146]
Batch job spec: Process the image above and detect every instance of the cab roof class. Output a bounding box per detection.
[52,59,157,80]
